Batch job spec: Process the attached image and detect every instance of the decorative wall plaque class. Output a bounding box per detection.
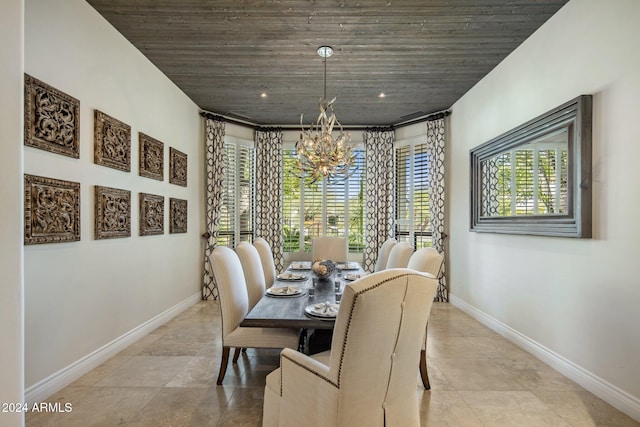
[139,133,164,180]
[94,110,131,172]
[169,147,188,187]
[169,198,187,234]
[139,193,164,236]
[24,174,80,244]
[95,186,131,239]
[24,74,80,158]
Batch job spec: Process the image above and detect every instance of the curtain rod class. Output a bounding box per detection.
[200,108,451,131]
[392,110,451,129]
[199,110,259,130]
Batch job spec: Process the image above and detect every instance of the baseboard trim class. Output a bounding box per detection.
[25,292,201,404]
[449,295,640,422]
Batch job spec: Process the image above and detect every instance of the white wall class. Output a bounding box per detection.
[449,0,640,418]
[0,0,25,425]
[24,0,202,390]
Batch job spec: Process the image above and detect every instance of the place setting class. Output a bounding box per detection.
[266,285,305,298]
[344,272,369,281]
[304,301,340,319]
[336,262,359,271]
[289,261,311,271]
[276,272,307,281]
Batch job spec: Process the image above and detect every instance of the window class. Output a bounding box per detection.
[218,136,255,247]
[395,139,432,248]
[282,147,365,254]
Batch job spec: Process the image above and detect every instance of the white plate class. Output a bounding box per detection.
[266,286,303,297]
[289,262,311,270]
[336,263,359,270]
[304,302,340,318]
[345,273,368,281]
[277,273,307,281]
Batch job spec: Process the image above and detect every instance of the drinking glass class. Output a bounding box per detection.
[308,278,317,297]
[335,291,342,303]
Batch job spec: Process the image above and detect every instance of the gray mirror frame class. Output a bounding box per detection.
[470,95,592,238]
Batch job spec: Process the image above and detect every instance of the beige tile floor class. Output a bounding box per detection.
[26,301,639,427]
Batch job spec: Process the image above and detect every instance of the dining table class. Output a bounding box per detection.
[240,261,366,331]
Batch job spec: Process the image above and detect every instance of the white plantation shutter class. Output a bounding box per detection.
[282,147,365,254]
[347,152,365,252]
[395,141,432,248]
[282,149,302,252]
[219,137,254,248]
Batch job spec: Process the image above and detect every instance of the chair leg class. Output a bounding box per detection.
[217,347,230,385]
[241,347,247,353]
[419,349,430,390]
[232,347,242,363]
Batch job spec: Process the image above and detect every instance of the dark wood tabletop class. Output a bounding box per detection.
[240,262,365,330]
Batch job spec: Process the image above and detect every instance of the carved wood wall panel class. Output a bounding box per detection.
[169,147,187,187]
[94,110,131,172]
[169,198,187,234]
[95,186,131,239]
[139,193,164,236]
[139,133,164,180]
[24,174,80,244]
[24,74,80,158]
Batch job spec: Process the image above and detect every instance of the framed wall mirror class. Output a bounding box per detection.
[470,95,592,237]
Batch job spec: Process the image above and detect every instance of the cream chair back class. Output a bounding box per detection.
[210,246,249,341]
[212,246,300,386]
[406,246,444,390]
[264,269,438,427]
[385,242,413,268]
[235,242,266,310]
[253,237,276,289]
[329,269,438,426]
[374,238,397,272]
[311,236,347,261]
[407,247,444,278]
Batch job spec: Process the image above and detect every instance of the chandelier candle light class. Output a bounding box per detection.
[296,46,356,183]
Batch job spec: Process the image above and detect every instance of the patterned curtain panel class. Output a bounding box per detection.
[426,118,448,302]
[363,129,395,272]
[255,128,285,274]
[202,116,226,300]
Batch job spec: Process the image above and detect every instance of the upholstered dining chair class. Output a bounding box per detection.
[407,247,444,390]
[253,237,277,289]
[236,242,268,310]
[407,247,444,278]
[311,236,347,262]
[263,269,439,427]
[210,246,299,385]
[385,242,414,269]
[374,237,397,272]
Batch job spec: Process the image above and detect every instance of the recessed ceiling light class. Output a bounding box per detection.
[260,92,268,98]
[378,93,386,99]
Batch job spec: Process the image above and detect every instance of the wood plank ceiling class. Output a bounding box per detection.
[86,0,568,126]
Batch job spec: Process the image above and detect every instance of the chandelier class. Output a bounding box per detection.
[296,46,356,183]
